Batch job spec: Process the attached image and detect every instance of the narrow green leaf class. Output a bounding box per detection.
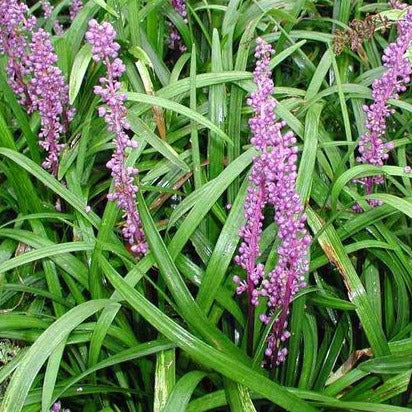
[0,148,100,227]
[360,354,412,374]
[331,165,411,212]
[367,193,412,218]
[102,258,317,412]
[128,114,189,172]
[0,242,94,274]
[69,44,92,104]
[127,93,232,144]
[154,349,176,412]
[307,208,390,357]
[138,192,248,362]
[296,103,323,203]
[163,371,206,412]
[41,341,66,412]
[1,300,115,412]
[196,178,247,314]
[92,0,119,17]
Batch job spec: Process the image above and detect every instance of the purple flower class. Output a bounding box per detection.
[168,0,187,52]
[50,402,61,412]
[0,0,35,106]
[50,401,70,412]
[86,20,120,61]
[171,0,187,19]
[0,0,73,174]
[235,38,310,367]
[86,19,147,257]
[53,20,64,36]
[40,0,52,19]
[69,0,83,21]
[389,0,407,10]
[234,40,275,308]
[40,0,64,35]
[26,29,74,175]
[355,8,412,210]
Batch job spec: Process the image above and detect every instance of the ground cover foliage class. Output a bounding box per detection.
[0,0,411,411]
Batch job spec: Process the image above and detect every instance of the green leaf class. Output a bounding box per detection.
[92,0,119,17]
[306,208,390,357]
[137,192,247,362]
[102,257,317,412]
[366,194,412,219]
[331,165,412,213]
[168,148,255,229]
[359,354,412,374]
[269,40,307,70]
[0,242,93,274]
[196,178,248,314]
[1,300,115,412]
[41,341,66,412]
[127,93,232,145]
[163,371,207,412]
[154,349,176,412]
[296,103,323,203]
[127,114,189,172]
[65,1,99,58]
[0,148,100,227]
[69,44,92,104]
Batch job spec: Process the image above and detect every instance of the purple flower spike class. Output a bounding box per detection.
[53,21,64,36]
[69,0,83,21]
[0,0,35,107]
[0,0,73,174]
[86,19,147,257]
[171,0,187,20]
[86,20,120,61]
[27,29,73,175]
[235,38,310,367]
[168,0,187,52]
[40,0,64,35]
[389,0,407,10]
[355,8,412,210]
[40,0,52,18]
[234,39,275,307]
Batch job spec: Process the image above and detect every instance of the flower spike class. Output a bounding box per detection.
[86,19,147,257]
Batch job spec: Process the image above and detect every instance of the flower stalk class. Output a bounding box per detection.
[235,38,310,366]
[355,7,412,210]
[86,19,147,256]
[0,0,73,175]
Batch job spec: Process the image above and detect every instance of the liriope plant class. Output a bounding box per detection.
[0,1,410,411]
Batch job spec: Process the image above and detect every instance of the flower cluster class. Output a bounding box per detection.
[168,0,187,52]
[40,0,52,18]
[0,0,73,175]
[50,401,70,412]
[234,40,277,307]
[86,20,147,257]
[40,0,64,34]
[0,0,35,106]
[26,29,74,174]
[171,0,187,18]
[69,0,83,21]
[355,8,412,210]
[389,0,407,10]
[234,38,310,367]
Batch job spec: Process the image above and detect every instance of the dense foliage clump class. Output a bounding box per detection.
[0,1,411,411]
